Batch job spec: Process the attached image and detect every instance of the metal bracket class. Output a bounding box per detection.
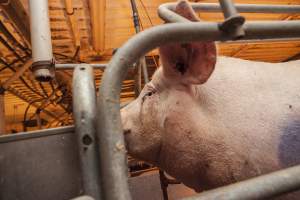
[218,0,245,39]
[31,59,55,82]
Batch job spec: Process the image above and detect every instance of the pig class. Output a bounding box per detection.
[121,0,300,198]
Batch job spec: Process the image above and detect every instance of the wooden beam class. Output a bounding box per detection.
[0,0,31,45]
[89,0,106,53]
[63,0,81,48]
[3,60,32,89]
[2,85,61,122]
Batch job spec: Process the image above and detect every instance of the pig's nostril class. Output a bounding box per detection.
[123,129,131,135]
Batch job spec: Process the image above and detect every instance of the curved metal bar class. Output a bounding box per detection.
[182,165,300,200]
[97,21,300,200]
[158,3,300,23]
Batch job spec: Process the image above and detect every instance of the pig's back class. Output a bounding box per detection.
[200,56,300,169]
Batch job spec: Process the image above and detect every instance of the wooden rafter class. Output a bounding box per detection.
[0,0,31,45]
[89,0,106,53]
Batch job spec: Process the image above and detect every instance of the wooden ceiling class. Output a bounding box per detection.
[0,0,300,133]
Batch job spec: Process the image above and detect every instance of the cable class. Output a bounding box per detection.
[0,57,46,98]
[138,0,153,26]
[39,82,49,98]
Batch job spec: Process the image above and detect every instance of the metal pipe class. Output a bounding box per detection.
[97,21,300,200]
[55,63,107,70]
[73,65,101,200]
[130,0,149,87]
[133,62,142,96]
[29,0,54,81]
[0,88,5,135]
[159,3,300,21]
[182,165,300,200]
[218,0,245,39]
[158,3,300,23]
[35,110,42,129]
[141,57,149,83]
[219,0,239,18]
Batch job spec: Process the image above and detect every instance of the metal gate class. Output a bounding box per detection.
[1,1,300,200]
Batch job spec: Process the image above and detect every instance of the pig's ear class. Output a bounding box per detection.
[159,0,217,85]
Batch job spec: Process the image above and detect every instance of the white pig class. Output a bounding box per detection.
[121,0,300,198]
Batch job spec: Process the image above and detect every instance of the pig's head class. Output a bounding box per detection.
[121,0,216,165]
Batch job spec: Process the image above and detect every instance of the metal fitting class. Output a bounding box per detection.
[31,59,55,82]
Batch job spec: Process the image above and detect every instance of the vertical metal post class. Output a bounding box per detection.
[159,170,169,200]
[73,64,101,200]
[133,62,142,97]
[219,0,238,18]
[29,0,55,81]
[35,109,42,129]
[129,0,149,85]
[219,0,245,39]
[0,87,5,135]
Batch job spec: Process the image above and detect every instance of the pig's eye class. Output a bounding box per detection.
[146,91,153,97]
[142,91,155,102]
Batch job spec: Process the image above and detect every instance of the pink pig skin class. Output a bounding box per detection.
[121,1,300,198]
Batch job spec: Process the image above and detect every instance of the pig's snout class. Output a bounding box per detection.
[123,129,131,135]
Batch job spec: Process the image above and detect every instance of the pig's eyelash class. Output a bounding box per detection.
[141,90,155,103]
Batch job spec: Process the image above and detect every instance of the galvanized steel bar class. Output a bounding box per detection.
[55,63,107,70]
[219,0,239,18]
[158,3,300,23]
[97,21,300,200]
[130,0,149,86]
[182,165,300,200]
[73,64,101,200]
[0,125,74,143]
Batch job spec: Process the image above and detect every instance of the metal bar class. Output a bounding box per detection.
[29,0,55,81]
[219,0,238,18]
[0,89,5,135]
[56,63,106,69]
[97,21,300,200]
[159,170,169,200]
[0,125,74,143]
[182,165,300,200]
[130,0,149,87]
[141,57,149,83]
[55,63,107,70]
[73,64,101,200]
[35,111,42,129]
[133,62,142,96]
[159,3,300,20]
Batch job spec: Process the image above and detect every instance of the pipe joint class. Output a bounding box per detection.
[32,59,55,82]
[219,15,245,40]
